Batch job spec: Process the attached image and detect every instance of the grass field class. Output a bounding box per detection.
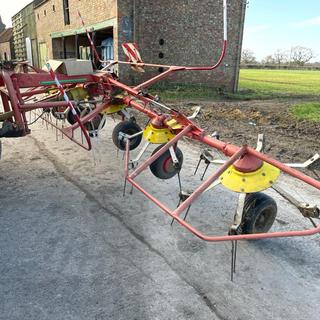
[290,102,320,122]
[153,68,320,102]
[239,69,320,98]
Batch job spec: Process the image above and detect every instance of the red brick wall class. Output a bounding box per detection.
[35,0,117,64]
[117,0,245,91]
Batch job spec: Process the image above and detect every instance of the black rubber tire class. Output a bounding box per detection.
[149,144,183,180]
[239,193,277,234]
[112,121,142,151]
[66,108,81,125]
[67,106,105,132]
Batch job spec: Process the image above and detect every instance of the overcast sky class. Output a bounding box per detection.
[0,0,33,26]
[1,0,320,62]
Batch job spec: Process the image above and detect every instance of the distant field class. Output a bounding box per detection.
[239,69,320,97]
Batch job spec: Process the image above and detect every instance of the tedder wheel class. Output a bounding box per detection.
[149,144,183,180]
[66,107,81,125]
[51,106,67,119]
[67,106,105,134]
[112,120,142,151]
[239,193,277,234]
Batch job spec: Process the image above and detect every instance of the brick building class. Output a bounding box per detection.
[34,0,246,91]
[12,2,39,66]
[0,28,14,61]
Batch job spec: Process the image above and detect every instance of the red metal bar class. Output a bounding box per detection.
[126,175,320,242]
[129,125,193,179]
[134,67,183,90]
[46,62,92,150]
[173,146,247,216]
[184,40,228,71]
[248,148,320,190]
[0,91,11,114]
[21,101,70,111]
[174,214,320,242]
[1,70,25,130]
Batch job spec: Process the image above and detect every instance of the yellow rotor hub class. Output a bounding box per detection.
[143,124,175,144]
[102,94,127,115]
[68,87,89,100]
[220,162,281,193]
[166,119,183,130]
[102,104,126,115]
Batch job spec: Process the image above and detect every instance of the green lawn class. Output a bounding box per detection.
[290,102,320,122]
[239,69,320,98]
[151,69,320,102]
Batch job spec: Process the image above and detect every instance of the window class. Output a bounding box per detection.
[44,10,46,16]
[63,0,70,25]
[53,5,55,12]
[101,37,114,64]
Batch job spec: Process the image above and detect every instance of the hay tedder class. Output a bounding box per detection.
[1,0,319,277]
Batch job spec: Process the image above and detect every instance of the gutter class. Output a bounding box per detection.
[233,0,247,92]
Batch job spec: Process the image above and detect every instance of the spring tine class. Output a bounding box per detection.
[123,178,127,197]
[55,118,58,141]
[48,113,53,130]
[171,199,182,226]
[231,241,235,282]
[230,240,238,282]
[45,114,49,130]
[177,172,182,194]
[234,240,238,274]
[183,205,192,221]
[201,162,210,181]
[130,183,134,195]
[194,157,202,175]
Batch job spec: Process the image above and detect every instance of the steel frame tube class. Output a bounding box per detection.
[247,148,320,190]
[129,125,193,179]
[126,173,320,242]
[172,146,247,217]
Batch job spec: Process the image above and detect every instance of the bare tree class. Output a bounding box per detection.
[262,55,275,65]
[241,49,257,64]
[290,46,314,66]
[273,49,288,66]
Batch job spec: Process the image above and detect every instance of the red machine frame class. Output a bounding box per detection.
[0,0,319,246]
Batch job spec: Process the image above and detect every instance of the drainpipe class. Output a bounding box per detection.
[233,0,247,92]
[133,0,137,43]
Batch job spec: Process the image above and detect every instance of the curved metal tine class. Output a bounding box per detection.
[171,173,183,227]
[187,106,201,120]
[55,117,58,141]
[256,133,265,152]
[231,240,238,282]
[285,153,320,168]
[201,162,211,181]
[204,179,221,193]
[194,157,202,176]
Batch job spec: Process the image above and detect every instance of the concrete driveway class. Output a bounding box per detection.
[0,119,319,320]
